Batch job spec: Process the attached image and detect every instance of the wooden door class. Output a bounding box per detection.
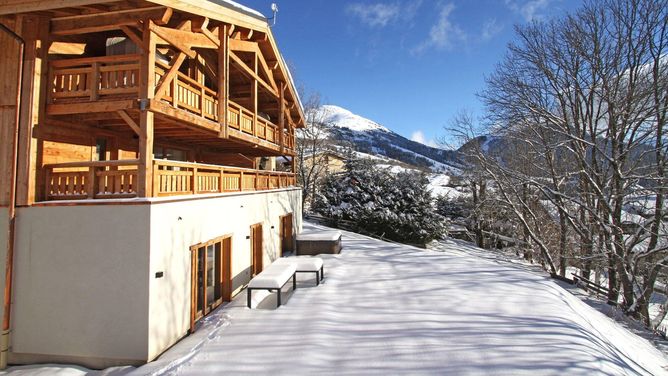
[190,245,205,331]
[190,236,231,333]
[222,236,232,301]
[250,223,263,276]
[280,213,294,256]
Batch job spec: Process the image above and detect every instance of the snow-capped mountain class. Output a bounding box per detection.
[315,105,462,173]
[318,105,391,133]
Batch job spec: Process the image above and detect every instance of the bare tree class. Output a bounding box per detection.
[476,0,668,324]
[296,92,333,212]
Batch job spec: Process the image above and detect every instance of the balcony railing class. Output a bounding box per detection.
[44,160,139,200]
[43,159,296,201]
[153,159,296,196]
[47,56,295,152]
[48,54,141,103]
[155,62,291,150]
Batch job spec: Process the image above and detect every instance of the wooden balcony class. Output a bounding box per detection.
[47,55,295,153]
[44,159,296,201]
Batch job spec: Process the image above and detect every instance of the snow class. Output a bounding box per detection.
[207,0,265,19]
[428,173,468,199]
[247,263,296,289]
[134,222,667,376]
[318,105,391,133]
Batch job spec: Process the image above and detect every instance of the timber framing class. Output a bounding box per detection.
[0,0,304,205]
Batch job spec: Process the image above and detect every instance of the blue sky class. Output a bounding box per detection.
[239,0,582,147]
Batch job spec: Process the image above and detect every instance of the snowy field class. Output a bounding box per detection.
[3,222,667,375]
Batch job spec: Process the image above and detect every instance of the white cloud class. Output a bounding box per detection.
[481,18,503,41]
[410,130,438,148]
[412,2,466,55]
[346,3,401,28]
[505,0,551,22]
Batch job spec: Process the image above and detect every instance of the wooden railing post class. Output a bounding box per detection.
[89,62,100,100]
[192,166,198,194]
[86,166,96,198]
[200,86,205,117]
[152,162,160,197]
[219,169,224,193]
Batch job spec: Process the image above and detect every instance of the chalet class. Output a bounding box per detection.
[0,0,304,369]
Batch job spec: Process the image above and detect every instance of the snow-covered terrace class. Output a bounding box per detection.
[5,223,666,375]
[133,222,667,376]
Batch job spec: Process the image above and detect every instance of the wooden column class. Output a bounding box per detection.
[218,24,229,138]
[278,81,285,153]
[138,19,156,197]
[16,16,48,205]
[251,53,257,137]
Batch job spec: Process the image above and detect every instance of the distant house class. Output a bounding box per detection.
[302,150,347,175]
[0,0,304,369]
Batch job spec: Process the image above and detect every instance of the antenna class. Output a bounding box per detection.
[268,3,278,27]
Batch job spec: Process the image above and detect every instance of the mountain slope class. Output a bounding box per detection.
[316,105,462,172]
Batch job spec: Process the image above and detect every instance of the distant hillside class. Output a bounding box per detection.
[316,105,462,172]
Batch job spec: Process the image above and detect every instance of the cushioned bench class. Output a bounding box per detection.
[247,263,297,309]
[273,256,324,286]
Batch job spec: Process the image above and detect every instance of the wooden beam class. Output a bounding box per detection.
[120,25,144,52]
[267,60,279,70]
[46,99,136,115]
[176,19,192,31]
[150,23,218,49]
[278,81,285,153]
[229,39,277,93]
[252,53,257,137]
[154,52,187,100]
[229,51,278,98]
[218,24,229,139]
[191,16,209,33]
[149,23,198,59]
[117,110,142,136]
[51,6,172,35]
[138,20,157,198]
[229,38,255,53]
[0,0,117,15]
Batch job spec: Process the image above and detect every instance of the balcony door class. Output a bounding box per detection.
[250,223,263,277]
[190,235,232,332]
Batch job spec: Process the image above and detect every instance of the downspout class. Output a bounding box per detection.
[0,21,24,370]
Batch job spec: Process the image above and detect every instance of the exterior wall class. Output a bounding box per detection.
[147,187,302,360]
[2,188,302,368]
[9,204,151,368]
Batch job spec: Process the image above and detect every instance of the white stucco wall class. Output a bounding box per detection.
[10,204,151,365]
[3,187,302,367]
[147,188,302,360]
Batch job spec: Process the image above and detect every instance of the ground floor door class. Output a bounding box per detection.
[250,223,263,277]
[191,235,232,332]
[280,213,294,256]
